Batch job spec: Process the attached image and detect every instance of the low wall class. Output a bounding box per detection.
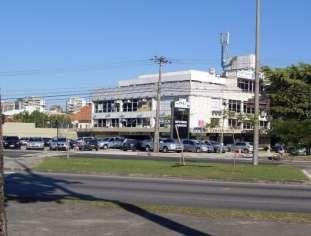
[3,122,77,139]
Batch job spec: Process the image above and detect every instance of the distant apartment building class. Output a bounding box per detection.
[49,105,63,114]
[82,66,269,144]
[15,96,46,113]
[1,101,16,112]
[66,97,86,113]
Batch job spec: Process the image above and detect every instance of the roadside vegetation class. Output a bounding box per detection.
[35,157,307,183]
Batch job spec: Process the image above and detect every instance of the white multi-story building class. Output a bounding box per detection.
[1,101,16,113]
[15,96,46,113]
[66,97,87,113]
[87,69,269,142]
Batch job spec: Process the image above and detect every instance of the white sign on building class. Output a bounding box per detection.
[174,99,190,109]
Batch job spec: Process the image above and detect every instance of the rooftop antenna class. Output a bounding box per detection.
[220,32,230,71]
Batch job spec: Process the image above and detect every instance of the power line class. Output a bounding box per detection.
[0,59,153,78]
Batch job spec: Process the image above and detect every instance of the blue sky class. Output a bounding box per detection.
[1,0,311,105]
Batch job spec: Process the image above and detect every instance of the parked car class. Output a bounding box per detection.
[160,138,183,153]
[69,139,78,149]
[140,138,183,152]
[230,142,254,153]
[3,136,21,149]
[122,139,140,151]
[140,139,154,152]
[50,138,68,151]
[182,139,213,153]
[43,138,52,147]
[76,139,99,151]
[205,140,226,153]
[20,137,29,146]
[97,137,124,149]
[26,137,45,150]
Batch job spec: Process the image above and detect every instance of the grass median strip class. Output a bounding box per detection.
[34,157,307,182]
[62,199,311,224]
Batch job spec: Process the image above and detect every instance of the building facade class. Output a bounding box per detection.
[83,69,269,142]
[15,96,46,113]
[1,101,16,113]
[66,97,87,113]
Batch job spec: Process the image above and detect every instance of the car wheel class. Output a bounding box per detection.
[145,146,151,152]
[163,147,168,153]
[103,145,108,150]
[244,149,249,154]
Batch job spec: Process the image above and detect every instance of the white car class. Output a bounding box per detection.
[26,137,45,150]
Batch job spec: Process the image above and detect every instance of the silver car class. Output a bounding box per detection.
[97,137,124,149]
[50,138,68,151]
[26,137,45,150]
[231,142,254,153]
[141,138,183,152]
[182,140,213,153]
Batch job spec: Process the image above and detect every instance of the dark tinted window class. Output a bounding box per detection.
[57,138,67,142]
[163,139,174,143]
[125,139,137,144]
[4,136,19,141]
[88,140,97,144]
[29,138,43,142]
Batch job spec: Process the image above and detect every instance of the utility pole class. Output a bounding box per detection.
[253,0,261,166]
[151,56,171,153]
[0,91,8,236]
[220,99,227,153]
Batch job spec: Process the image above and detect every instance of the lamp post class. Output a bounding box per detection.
[253,0,261,165]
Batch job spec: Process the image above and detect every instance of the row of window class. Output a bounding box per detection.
[228,100,263,114]
[238,79,255,92]
[228,119,268,129]
[94,99,151,113]
[94,118,151,128]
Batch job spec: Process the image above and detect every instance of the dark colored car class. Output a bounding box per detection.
[122,139,140,151]
[77,139,99,151]
[3,136,21,149]
[43,138,52,147]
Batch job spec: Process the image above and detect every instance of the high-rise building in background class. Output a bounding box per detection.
[66,97,86,113]
[15,96,46,113]
[1,101,16,113]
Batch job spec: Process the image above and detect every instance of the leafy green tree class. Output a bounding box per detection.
[264,64,311,120]
[13,111,71,128]
[264,64,311,154]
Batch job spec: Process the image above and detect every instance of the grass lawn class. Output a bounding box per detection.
[34,157,307,183]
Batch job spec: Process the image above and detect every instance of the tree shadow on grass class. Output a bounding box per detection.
[5,161,211,236]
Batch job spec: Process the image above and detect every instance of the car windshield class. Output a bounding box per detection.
[163,139,175,143]
[29,138,43,142]
[56,138,66,142]
[5,136,19,141]
[98,138,110,141]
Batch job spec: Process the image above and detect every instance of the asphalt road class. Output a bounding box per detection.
[5,172,311,213]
